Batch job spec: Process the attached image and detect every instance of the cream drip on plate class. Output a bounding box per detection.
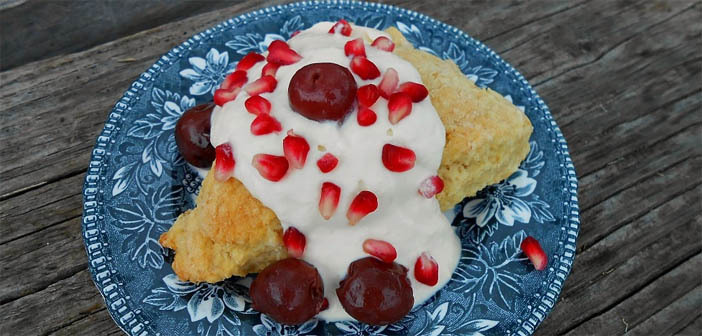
[210,22,461,321]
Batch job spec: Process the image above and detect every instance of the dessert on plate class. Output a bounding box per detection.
[160,20,532,325]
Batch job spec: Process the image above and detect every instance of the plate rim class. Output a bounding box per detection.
[81,1,580,335]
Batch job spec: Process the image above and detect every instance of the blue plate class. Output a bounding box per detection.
[82,2,579,335]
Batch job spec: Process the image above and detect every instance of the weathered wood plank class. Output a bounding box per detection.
[48,309,123,336]
[577,125,701,251]
[0,217,86,304]
[0,0,251,70]
[564,254,701,335]
[628,285,702,336]
[536,186,702,334]
[0,173,84,244]
[0,269,105,335]
[674,314,702,336]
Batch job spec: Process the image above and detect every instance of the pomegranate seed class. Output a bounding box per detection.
[317,153,339,173]
[414,252,439,286]
[347,190,378,225]
[362,239,397,263]
[213,143,235,181]
[245,75,277,96]
[521,236,548,271]
[283,227,306,258]
[378,68,399,98]
[371,36,395,52]
[214,71,248,106]
[357,107,377,126]
[250,114,282,135]
[418,175,444,198]
[328,19,352,36]
[252,154,289,182]
[320,298,329,311]
[236,52,265,72]
[244,95,271,115]
[357,84,380,107]
[261,62,280,77]
[220,70,248,90]
[283,131,310,169]
[319,182,341,220]
[290,30,301,38]
[344,38,366,57]
[266,40,302,65]
[382,144,416,172]
[350,56,380,80]
[213,87,241,107]
[387,92,413,124]
[398,82,429,102]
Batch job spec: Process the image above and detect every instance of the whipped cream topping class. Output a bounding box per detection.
[210,22,461,321]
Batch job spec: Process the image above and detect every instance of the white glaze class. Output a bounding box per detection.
[210,22,461,321]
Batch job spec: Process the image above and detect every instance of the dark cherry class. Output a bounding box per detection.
[174,102,215,168]
[288,63,357,122]
[336,257,414,325]
[250,258,325,325]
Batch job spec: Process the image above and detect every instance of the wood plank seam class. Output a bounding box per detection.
[0,264,87,306]
[0,213,82,246]
[560,247,702,335]
[532,2,699,88]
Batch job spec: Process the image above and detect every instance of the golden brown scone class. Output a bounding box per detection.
[159,169,287,283]
[161,28,532,283]
[386,27,533,211]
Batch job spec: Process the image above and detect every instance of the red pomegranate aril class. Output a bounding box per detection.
[347,191,378,225]
[344,38,366,57]
[319,182,341,220]
[252,154,289,182]
[317,153,339,173]
[382,144,416,172]
[245,95,271,115]
[220,70,248,90]
[261,62,280,77]
[250,114,282,135]
[388,92,413,124]
[398,82,429,102]
[283,131,310,169]
[214,143,235,181]
[320,298,329,311]
[414,252,439,286]
[371,36,395,52]
[245,75,277,96]
[363,239,397,263]
[328,19,352,36]
[350,56,381,80]
[290,30,301,38]
[418,175,444,198]
[378,68,399,98]
[521,236,548,271]
[236,52,265,72]
[215,70,248,106]
[283,227,306,258]
[357,84,380,107]
[357,107,377,126]
[214,87,241,106]
[267,40,302,65]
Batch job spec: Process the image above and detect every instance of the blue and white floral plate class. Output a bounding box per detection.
[82,2,579,335]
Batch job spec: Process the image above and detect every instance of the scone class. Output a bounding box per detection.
[161,23,532,286]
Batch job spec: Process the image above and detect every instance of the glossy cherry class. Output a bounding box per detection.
[174,102,216,168]
[250,258,325,325]
[336,257,414,325]
[288,63,357,122]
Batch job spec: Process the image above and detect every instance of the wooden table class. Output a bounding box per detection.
[1,1,700,335]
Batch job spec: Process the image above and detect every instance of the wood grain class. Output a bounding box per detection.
[1,0,699,335]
